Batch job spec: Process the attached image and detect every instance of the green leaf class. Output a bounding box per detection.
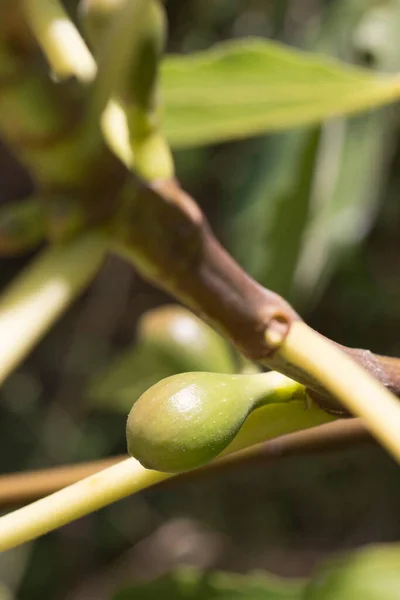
[225,1,400,307]
[114,567,303,600]
[228,128,320,300]
[161,38,400,148]
[293,109,392,307]
[293,0,400,307]
[305,544,400,600]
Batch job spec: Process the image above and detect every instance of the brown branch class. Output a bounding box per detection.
[114,179,299,360]
[0,419,373,506]
[111,178,400,413]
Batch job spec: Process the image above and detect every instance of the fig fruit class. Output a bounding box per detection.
[126,370,290,473]
[137,305,236,375]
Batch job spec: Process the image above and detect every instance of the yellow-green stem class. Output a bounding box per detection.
[100,97,134,168]
[88,0,174,179]
[278,321,400,463]
[23,0,97,82]
[0,232,107,387]
[0,458,170,551]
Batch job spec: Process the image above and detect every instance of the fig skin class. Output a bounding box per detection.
[137,305,236,374]
[126,371,280,473]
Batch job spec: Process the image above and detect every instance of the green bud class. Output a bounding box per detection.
[137,305,236,374]
[126,371,288,473]
[0,199,45,255]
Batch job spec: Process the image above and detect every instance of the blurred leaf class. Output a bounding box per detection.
[161,38,400,148]
[227,1,400,307]
[293,109,393,308]
[228,128,320,300]
[305,544,400,600]
[115,567,303,600]
[0,584,12,600]
[293,0,400,307]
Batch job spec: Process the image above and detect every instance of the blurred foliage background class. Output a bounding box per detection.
[0,0,399,598]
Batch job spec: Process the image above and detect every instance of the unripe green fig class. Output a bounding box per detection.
[89,305,236,413]
[137,305,236,375]
[126,371,288,473]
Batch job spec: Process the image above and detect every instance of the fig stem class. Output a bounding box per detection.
[279,321,400,463]
[0,232,107,387]
[23,0,97,82]
[91,0,174,179]
[0,457,170,552]
[0,419,371,506]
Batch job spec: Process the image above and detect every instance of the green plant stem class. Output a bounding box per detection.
[90,0,162,121]
[0,419,370,505]
[0,232,107,387]
[86,0,174,179]
[0,373,334,551]
[23,0,96,82]
[0,457,170,552]
[0,455,127,504]
[277,321,400,463]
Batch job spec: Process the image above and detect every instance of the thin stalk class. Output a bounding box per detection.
[0,39,94,186]
[78,0,134,168]
[278,321,400,463]
[0,419,370,505]
[0,375,333,551]
[87,0,174,179]
[101,98,134,168]
[0,456,126,505]
[0,458,171,551]
[0,232,107,386]
[23,0,97,82]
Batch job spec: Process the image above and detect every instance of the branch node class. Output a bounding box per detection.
[264,315,292,352]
